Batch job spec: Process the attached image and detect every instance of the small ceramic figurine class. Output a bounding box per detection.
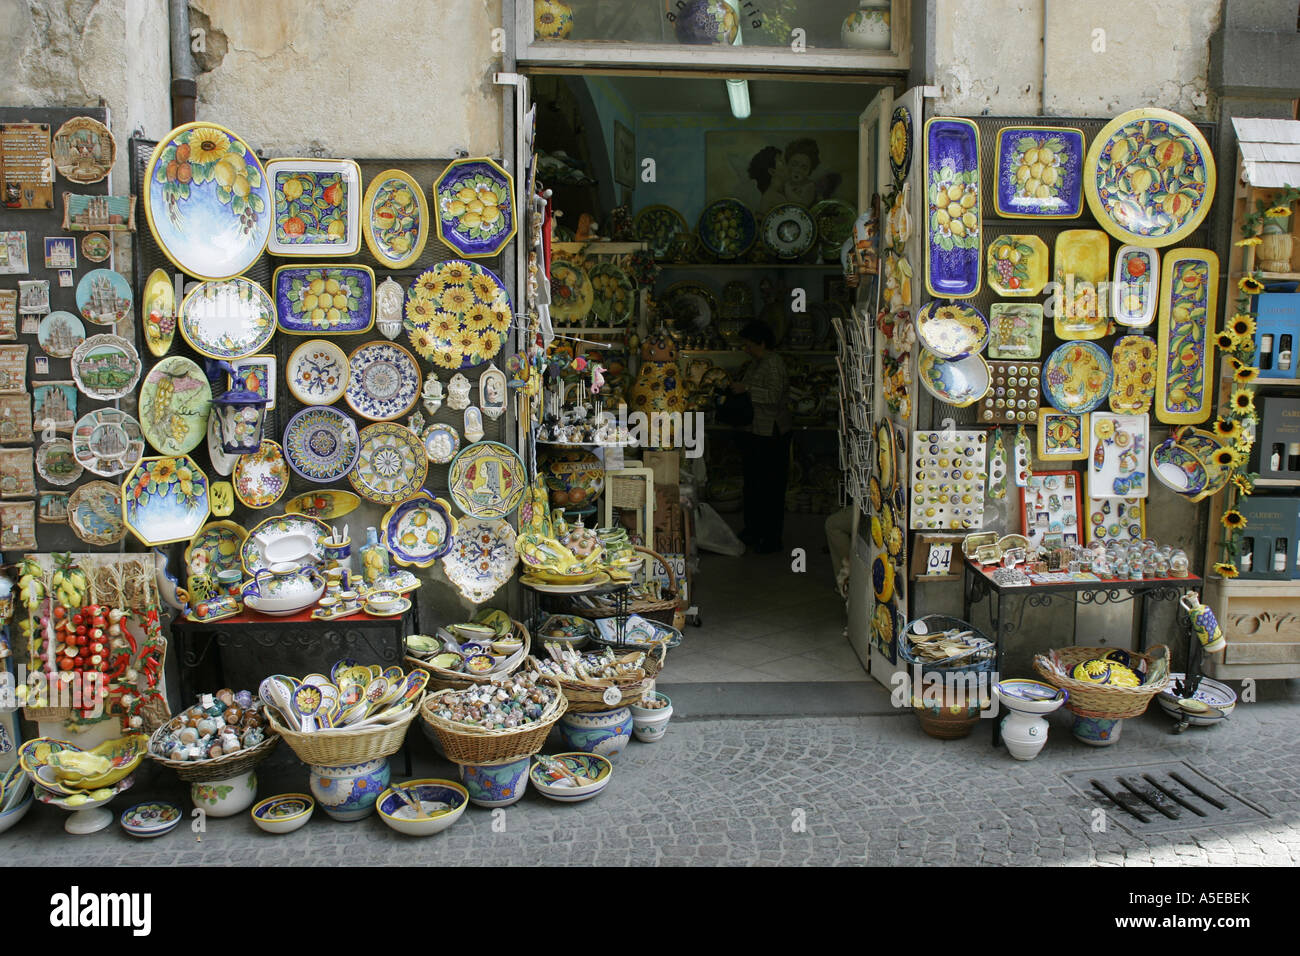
[464,406,484,442]
[447,373,471,411]
[376,277,404,340]
[422,374,444,414]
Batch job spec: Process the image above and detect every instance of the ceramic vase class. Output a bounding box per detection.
[457,756,531,808]
[359,526,389,586]
[841,1,892,50]
[309,758,390,821]
[321,536,352,574]
[559,707,632,758]
[1071,714,1123,747]
[995,692,1067,761]
[191,771,257,818]
[629,693,673,743]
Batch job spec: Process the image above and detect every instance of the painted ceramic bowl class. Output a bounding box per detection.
[1156,674,1237,726]
[628,692,673,742]
[530,753,613,803]
[376,779,468,836]
[917,349,990,408]
[1150,438,1209,496]
[457,757,530,808]
[558,707,632,758]
[119,800,183,838]
[993,680,1068,715]
[251,793,315,834]
[0,791,34,836]
[537,613,595,648]
[20,734,149,791]
[916,301,989,358]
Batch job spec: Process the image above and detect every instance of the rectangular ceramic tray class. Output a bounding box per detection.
[924,117,981,299]
[273,264,376,335]
[1156,248,1218,425]
[993,126,1085,219]
[265,158,362,257]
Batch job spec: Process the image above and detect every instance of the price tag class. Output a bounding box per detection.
[602,686,623,706]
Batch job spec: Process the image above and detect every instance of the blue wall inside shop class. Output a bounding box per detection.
[585,76,636,203]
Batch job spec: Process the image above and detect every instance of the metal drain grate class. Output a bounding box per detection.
[1061,762,1270,834]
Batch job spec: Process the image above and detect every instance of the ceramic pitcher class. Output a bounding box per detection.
[1180,592,1225,653]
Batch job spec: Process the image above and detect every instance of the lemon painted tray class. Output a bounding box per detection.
[1156,248,1217,425]
[1052,229,1109,340]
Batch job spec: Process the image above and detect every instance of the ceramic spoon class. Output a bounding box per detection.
[388,780,422,813]
[292,685,325,733]
[267,681,300,730]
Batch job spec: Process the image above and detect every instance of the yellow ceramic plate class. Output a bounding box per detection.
[142,268,175,358]
[1053,229,1110,340]
[362,169,428,270]
[1156,248,1217,425]
[1109,334,1158,414]
[986,234,1049,297]
[285,490,362,520]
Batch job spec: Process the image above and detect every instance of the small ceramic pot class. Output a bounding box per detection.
[191,771,257,818]
[629,693,673,743]
[911,686,986,740]
[457,756,531,808]
[1071,714,1124,747]
[320,536,352,572]
[309,758,390,821]
[841,0,892,50]
[559,707,632,758]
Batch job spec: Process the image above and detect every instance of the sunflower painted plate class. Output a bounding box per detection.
[233,439,290,509]
[1043,341,1112,414]
[404,260,512,370]
[633,205,689,260]
[889,105,913,182]
[916,301,989,359]
[121,454,210,547]
[349,422,427,505]
[1109,334,1157,414]
[549,261,594,324]
[362,169,428,269]
[698,199,757,260]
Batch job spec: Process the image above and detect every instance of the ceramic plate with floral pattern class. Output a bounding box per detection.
[986,235,1049,297]
[362,169,428,270]
[274,264,375,334]
[287,339,348,405]
[761,203,816,259]
[442,517,518,604]
[178,277,276,360]
[266,158,362,257]
[994,126,1085,219]
[916,301,989,359]
[382,491,458,567]
[403,260,512,370]
[448,440,527,519]
[121,454,210,546]
[924,117,981,298]
[349,422,427,504]
[68,480,126,546]
[434,157,516,258]
[233,439,290,509]
[283,406,359,483]
[1043,341,1112,415]
[139,355,212,456]
[633,205,689,260]
[697,199,757,260]
[344,341,421,421]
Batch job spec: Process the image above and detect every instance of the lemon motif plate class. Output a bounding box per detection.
[549,261,594,325]
[178,276,276,360]
[362,169,428,270]
[448,440,527,519]
[993,126,1085,219]
[1156,248,1217,425]
[1053,229,1110,340]
[382,491,458,567]
[266,158,362,257]
[433,157,516,259]
[349,422,427,505]
[1043,341,1112,414]
[184,520,248,579]
[986,234,1049,297]
[1109,334,1158,414]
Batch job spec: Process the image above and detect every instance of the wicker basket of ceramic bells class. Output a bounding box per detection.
[405,620,532,692]
[1034,645,1171,719]
[420,675,567,765]
[264,704,421,767]
[147,722,281,784]
[527,645,666,713]
[559,547,682,628]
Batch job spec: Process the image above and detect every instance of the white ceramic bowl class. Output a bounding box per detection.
[0,792,33,835]
[251,793,315,834]
[376,780,468,836]
[262,533,315,564]
[530,753,613,803]
[1156,674,1237,726]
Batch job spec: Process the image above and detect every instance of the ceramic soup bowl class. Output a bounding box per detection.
[376,779,468,836]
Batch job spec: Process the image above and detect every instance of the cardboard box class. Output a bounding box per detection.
[1236,495,1300,580]
[1251,397,1300,480]
[1253,293,1300,381]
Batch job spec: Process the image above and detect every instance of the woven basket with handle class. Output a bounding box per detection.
[528,645,665,712]
[264,704,420,767]
[146,724,281,783]
[560,547,681,627]
[419,677,567,765]
[405,620,531,692]
[1033,645,1170,719]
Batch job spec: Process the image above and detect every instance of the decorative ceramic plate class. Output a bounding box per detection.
[442,518,518,604]
[1156,248,1217,425]
[1150,438,1208,496]
[142,269,176,358]
[145,122,271,280]
[697,199,757,259]
[986,234,1049,296]
[241,514,330,574]
[70,333,141,400]
[34,440,80,486]
[349,422,427,504]
[633,205,689,260]
[1053,229,1110,340]
[810,199,856,260]
[988,303,1044,360]
[284,406,360,483]
[121,454,210,546]
[184,520,248,578]
[286,339,348,405]
[266,158,362,257]
[120,801,182,838]
[38,311,85,359]
[423,422,460,464]
[206,412,239,477]
[660,281,717,334]
[1109,335,1158,414]
[53,116,116,184]
[889,105,913,183]
[382,492,458,567]
[875,419,896,494]
[345,342,420,421]
[71,407,145,477]
[549,261,594,324]
[177,277,276,359]
[362,169,428,270]
[67,480,126,546]
[448,440,527,519]
[138,355,212,456]
[520,573,611,594]
[1043,342,1112,414]
[76,268,133,326]
[1037,411,1088,461]
[761,203,816,259]
[434,157,516,258]
[872,554,895,603]
[1173,427,1231,502]
[540,447,604,506]
[233,439,290,509]
[1112,246,1159,328]
[1085,108,1214,247]
[916,301,989,358]
[404,260,512,370]
[81,232,111,262]
[993,126,1085,219]
[867,474,883,513]
[588,262,635,326]
[918,349,991,408]
[924,117,981,298]
[274,264,375,334]
[284,490,362,521]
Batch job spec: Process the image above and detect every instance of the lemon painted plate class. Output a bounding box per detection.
[362,169,428,270]
[1156,248,1217,425]
[382,491,458,567]
[433,157,516,259]
[549,260,594,324]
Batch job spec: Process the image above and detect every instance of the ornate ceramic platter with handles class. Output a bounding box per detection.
[1043,341,1112,415]
[138,355,211,456]
[760,203,816,259]
[283,406,359,483]
[1084,108,1214,247]
[697,199,757,260]
[265,158,362,257]
[362,169,428,270]
[1156,248,1217,425]
[68,480,126,546]
[142,268,176,358]
[924,117,981,298]
[1109,334,1157,414]
[994,126,1085,219]
[633,205,689,260]
[404,260,512,370]
[449,440,527,519]
[71,333,141,401]
[349,422,427,504]
[241,514,330,574]
[434,157,516,259]
[1112,246,1159,328]
[144,122,271,280]
[442,518,518,604]
[233,439,290,509]
[178,277,276,359]
[345,341,420,421]
[274,264,375,335]
[382,491,458,567]
[287,339,348,405]
[121,454,210,546]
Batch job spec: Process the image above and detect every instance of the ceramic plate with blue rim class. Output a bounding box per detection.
[917,349,991,409]
[274,263,375,335]
[120,800,182,838]
[993,126,1085,219]
[423,421,460,464]
[344,341,421,421]
[697,198,757,260]
[448,440,528,519]
[144,122,271,280]
[121,454,211,546]
[177,276,276,360]
[362,168,428,270]
[283,406,360,484]
[404,260,512,371]
[76,268,134,326]
[916,300,989,358]
[632,204,689,260]
[760,203,816,259]
[924,117,981,298]
[265,158,362,257]
[382,491,458,567]
[434,157,517,259]
[889,105,913,183]
[1043,341,1113,414]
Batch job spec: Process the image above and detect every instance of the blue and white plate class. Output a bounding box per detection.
[178,277,276,360]
[344,342,420,421]
[423,422,460,464]
[283,406,359,483]
[241,514,330,574]
[120,801,182,838]
[382,491,457,568]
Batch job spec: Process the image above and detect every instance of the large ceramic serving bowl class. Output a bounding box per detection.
[376,779,468,836]
[916,301,989,358]
[530,753,613,803]
[0,791,34,836]
[1150,437,1209,497]
[1156,674,1236,726]
[242,564,325,615]
[251,793,315,834]
[19,734,149,790]
[917,349,990,408]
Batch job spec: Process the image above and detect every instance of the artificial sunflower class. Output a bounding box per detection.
[1230,314,1257,339]
[1212,561,1240,579]
[1213,447,1239,468]
[1222,509,1247,530]
[1239,276,1264,294]
[1231,387,1256,413]
[1235,236,1262,247]
[185,125,230,165]
[1212,418,1240,440]
[1265,205,1292,217]
[1232,362,1260,384]
[1230,474,1253,495]
[1213,330,1238,351]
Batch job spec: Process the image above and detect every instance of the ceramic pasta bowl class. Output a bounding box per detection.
[266,158,362,257]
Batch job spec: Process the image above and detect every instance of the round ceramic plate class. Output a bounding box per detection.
[121,454,210,546]
[918,349,991,408]
[349,422,428,504]
[383,492,457,567]
[587,262,635,326]
[76,268,133,326]
[871,554,895,603]
[549,261,594,324]
[423,422,460,464]
[875,419,896,494]
[868,474,883,512]
[286,339,349,405]
[404,260,512,370]
[916,301,990,358]
[242,514,330,574]
[632,205,689,260]
[434,157,516,259]
[81,232,111,262]
[206,412,239,477]
[448,440,527,519]
[70,333,141,401]
[1043,341,1112,414]
[233,439,290,509]
[889,105,913,182]
[697,199,757,259]
[345,341,420,421]
[810,199,856,258]
[362,169,428,269]
[53,116,116,184]
[138,356,212,456]
[71,407,145,477]
[67,480,126,546]
[144,122,271,280]
[38,311,86,358]
[284,406,360,483]
[443,518,519,604]
[659,281,717,334]
[178,277,276,359]
[761,203,816,259]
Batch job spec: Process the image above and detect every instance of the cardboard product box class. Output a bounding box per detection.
[1253,293,1300,381]
[1252,396,1300,480]
[1236,495,1300,580]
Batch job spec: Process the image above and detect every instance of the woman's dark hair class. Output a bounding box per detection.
[739,321,775,349]
[784,137,820,170]
[746,146,782,193]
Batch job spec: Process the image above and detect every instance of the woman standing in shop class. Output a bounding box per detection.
[732,320,792,553]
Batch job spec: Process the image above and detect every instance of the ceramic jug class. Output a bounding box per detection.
[360,526,389,585]
[1180,592,1225,653]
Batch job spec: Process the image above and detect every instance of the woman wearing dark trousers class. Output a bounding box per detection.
[731,321,792,553]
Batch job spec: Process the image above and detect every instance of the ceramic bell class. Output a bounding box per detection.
[375,277,405,340]
[422,374,444,413]
[464,406,484,442]
[447,373,471,411]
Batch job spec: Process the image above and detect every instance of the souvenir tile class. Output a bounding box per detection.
[178,276,275,359]
[441,518,518,604]
[283,406,359,483]
[0,232,28,275]
[37,490,69,523]
[57,269,73,288]
[0,289,16,339]
[1112,246,1159,328]
[0,345,26,393]
[1156,248,1217,425]
[37,310,85,358]
[404,260,512,370]
[448,441,527,519]
[71,407,145,477]
[344,341,420,421]
[0,394,33,441]
[76,268,132,326]
[978,361,1041,425]
[52,116,115,184]
[36,439,82,485]
[20,315,37,335]
[71,333,141,401]
[0,502,36,550]
[349,422,427,504]
[987,303,1043,359]
[287,339,348,405]
[986,234,1049,296]
[232,439,290,509]
[138,355,212,456]
[361,169,428,270]
[121,454,210,546]
[274,264,374,334]
[924,117,981,298]
[433,157,516,259]
[141,268,177,359]
[993,126,1085,219]
[1020,471,1083,550]
[31,381,77,433]
[1038,411,1089,461]
[18,280,49,314]
[375,276,405,340]
[33,356,48,375]
[1043,341,1111,414]
[1052,229,1109,339]
[1085,496,1144,545]
[62,193,135,232]
[1087,412,1149,499]
[0,447,36,498]
[43,236,76,269]
[909,429,988,531]
[0,122,53,209]
[265,158,362,257]
[227,354,277,410]
[81,232,111,263]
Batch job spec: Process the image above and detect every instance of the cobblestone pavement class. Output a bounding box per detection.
[3,699,1297,866]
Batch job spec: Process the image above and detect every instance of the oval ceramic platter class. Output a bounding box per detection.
[1112,246,1159,328]
[76,268,133,326]
[121,454,210,547]
[178,277,276,359]
[993,126,1085,219]
[241,514,330,574]
[917,349,991,408]
[761,203,816,259]
[1109,334,1158,414]
[71,333,141,401]
[923,117,981,299]
[362,169,428,270]
[265,158,362,257]
[403,260,511,370]
[1043,341,1112,414]
[441,517,518,604]
[382,491,458,567]
[889,105,913,184]
[138,355,212,456]
[1156,248,1217,425]
[916,301,989,359]
[184,520,248,579]
[433,157,516,259]
[284,406,360,483]
[284,489,362,520]
[233,439,290,509]
[1172,426,1232,502]
[1053,229,1109,340]
[144,122,271,280]
[986,234,1048,297]
[875,419,896,495]
[633,205,689,260]
[549,261,594,325]
[345,341,420,420]
[449,440,528,519]
[273,264,375,335]
[287,339,348,405]
[587,262,635,326]
[142,268,176,358]
[71,407,145,477]
[68,480,126,546]
[697,199,757,260]
[1084,108,1215,248]
[349,422,427,504]
[38,311,85,358]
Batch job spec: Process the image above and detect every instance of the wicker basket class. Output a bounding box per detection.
[1034,645,1170,720]
[146,725,281,783]
[420,677,567,765]
[529,645,666,712]
[405,620,531,692]
[897,615,996,676]
[264,704,420,767]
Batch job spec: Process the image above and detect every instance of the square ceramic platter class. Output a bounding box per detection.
[1156,248,1217,425]
[266,159,362,257]
[382,492,457,567]
[178,277,276,360]
[274,264,375,335]
[923,117,981,299]
[1087,412,1149,499]
[1037,411,1089,461]
[986,234,1048,297]
[442,518,518,604]
[121,454,210,546]
[993,126,1085,219]
[433,157,516,259]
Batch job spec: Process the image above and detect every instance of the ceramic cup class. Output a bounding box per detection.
[216,568,243,596]
[320,536,351,569]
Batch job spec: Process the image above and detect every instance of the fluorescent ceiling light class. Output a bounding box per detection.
[726,79,750,119]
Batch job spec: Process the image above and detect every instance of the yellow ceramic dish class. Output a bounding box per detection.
[20,734,149,791]
[1109,334,1158,414]
[986,234,1049,297]
[1156,248,1218,425]
[1053,229,1110,340]
[142,268,175,358]
[362,169,428,270]
[285,490,362,521]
